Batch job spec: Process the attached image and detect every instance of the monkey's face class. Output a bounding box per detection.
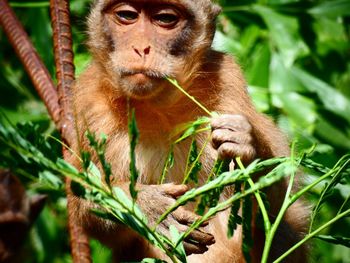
[88,0,221,99]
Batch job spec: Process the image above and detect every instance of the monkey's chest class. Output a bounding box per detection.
[105,134,213,185]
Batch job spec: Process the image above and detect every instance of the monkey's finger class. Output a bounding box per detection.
[183,241,209,255]
[162,183,189,197]
[173,207,201,224]
[211,114,252,133]
[199,219,209,227]
[211,129,252,149]
[217,142,256,163]
[186,229,215,245]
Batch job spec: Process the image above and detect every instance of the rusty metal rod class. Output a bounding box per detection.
[0,0,60,126]
[50,0,75,140]
[50,0,92,262]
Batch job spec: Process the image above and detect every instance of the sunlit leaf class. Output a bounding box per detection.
[253,5,309,66]
[291,67,350,124]
[169,225,187,263]
[315,235,350,248]
[309,0,350,18]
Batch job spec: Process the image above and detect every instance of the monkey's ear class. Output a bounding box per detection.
[211,4,222,18]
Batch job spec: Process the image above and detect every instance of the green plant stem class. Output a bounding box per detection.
[338,195,350,215]
[261,199,289,263]
[236,157,271,232]
[292,169,337,204]
[262,150,349,262]
[261,145,299,263]
[47,134,82,161]
[182,135,211,184]
[307,157,350,233]
[273,208,350,263]
[10,2,50,8]
[174,127,211,144]
[159,146,174,184]
[264,162,348,263]
[167,78,212,117]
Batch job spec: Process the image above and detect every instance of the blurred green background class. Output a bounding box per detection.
[0,0,349,262]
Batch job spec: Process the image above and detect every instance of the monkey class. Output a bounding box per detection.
[70,0,308,262]
[0,170,46,262]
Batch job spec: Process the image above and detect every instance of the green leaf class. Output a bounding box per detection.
[86,161,103,188]
[86,131,112,187]
[71,180,86,197]
[183,139,202,185]
[169,225,187,263]
[38,171,63,190]
[278,92,317,128]
[198,159,230,213]
[291,67,350,124]
[315,117,350,151]
[253,5,309,66]
[309,0,350,18]
[242,193,253,263]
[309,155,350,231]
[227,198,242,238]
[112,187,147,223]
[315,235,350,248]
[128,109,140,201]
[141,259,167,263]
[90,209,121,223]
[81,151,91,171]
[56,158,79,175]
[213,30,241,55]
[246,43,271,88]
[173,116,210,144]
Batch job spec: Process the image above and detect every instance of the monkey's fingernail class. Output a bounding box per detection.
[208,235,215,245]
[200,220,209,226]
[229,160,235,171]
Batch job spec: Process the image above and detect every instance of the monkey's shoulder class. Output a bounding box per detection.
[73,63,103,92]
[200,50,246,89]
[204,50,243,73]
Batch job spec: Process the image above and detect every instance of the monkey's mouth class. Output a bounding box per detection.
[120,68,167,80]
[118,68,168,98]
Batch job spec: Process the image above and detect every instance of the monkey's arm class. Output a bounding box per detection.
[205,52,308,262]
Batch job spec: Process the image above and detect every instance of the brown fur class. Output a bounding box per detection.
[70,1,308,262]
[0,170,46,262]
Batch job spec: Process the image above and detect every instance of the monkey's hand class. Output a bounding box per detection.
[136,183,215,255]
[211,114,256,164]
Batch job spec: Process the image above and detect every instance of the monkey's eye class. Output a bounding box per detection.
[115,10,139,24]
[153,11,180,28]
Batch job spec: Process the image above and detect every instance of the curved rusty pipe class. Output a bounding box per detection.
[50,0,92,262]
[0,0,60,126]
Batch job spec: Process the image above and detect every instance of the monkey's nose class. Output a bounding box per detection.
[132,45,151,58]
